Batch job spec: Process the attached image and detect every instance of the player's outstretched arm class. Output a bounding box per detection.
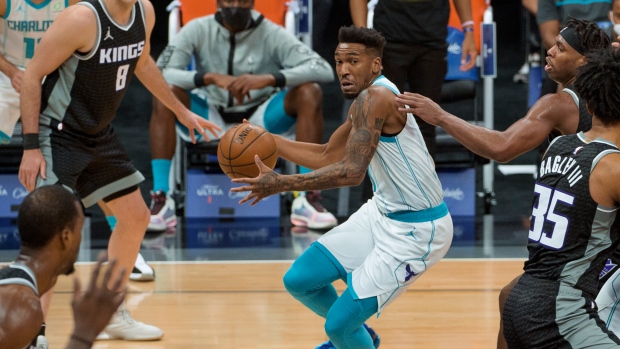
[231,86,386,205]
[18,5,96,191]
[273,120,351,170]
[135,0,220,144]
[395,92,572,163]
[65,253,126,349]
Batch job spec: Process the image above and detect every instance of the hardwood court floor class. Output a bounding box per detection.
[44,259,524,348]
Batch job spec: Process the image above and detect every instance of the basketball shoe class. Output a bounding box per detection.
[96,302,163,341]
[33,335,48,349]
[290,191,337,230]
[315,324,380,349]
[147,190,176,232]
[129,253,155,282]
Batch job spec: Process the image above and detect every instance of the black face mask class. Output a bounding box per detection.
[221,7,252,32]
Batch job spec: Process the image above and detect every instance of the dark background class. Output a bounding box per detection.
[96,1,535,239]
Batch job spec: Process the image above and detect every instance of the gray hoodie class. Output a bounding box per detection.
[158,9,334,114]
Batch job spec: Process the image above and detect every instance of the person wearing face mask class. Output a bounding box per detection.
[149,0,338,231]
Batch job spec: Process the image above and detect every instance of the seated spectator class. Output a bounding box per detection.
[149,0,337,231]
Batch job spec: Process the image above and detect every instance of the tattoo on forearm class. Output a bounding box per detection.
[276,89,388,192]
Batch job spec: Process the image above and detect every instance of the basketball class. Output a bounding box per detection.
[217,123,279,179]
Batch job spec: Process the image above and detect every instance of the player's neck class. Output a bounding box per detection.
[102,0,134,26]
[14,250,60,295]
[585,120,620,146]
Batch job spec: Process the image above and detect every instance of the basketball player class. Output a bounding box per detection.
[0,0,80,143]
[0,185,125,349]
[394,18,611,348]
[502,46,620,349]
[1,0,157,287]
[18,0,220,341]
[231,26,453,349]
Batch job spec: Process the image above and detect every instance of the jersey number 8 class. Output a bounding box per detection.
[116,64,129,91]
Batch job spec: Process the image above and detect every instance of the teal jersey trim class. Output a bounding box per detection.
[555,0,610,5]
[2,0,10,18]
[384,201,449,223]
[25,0,52,9]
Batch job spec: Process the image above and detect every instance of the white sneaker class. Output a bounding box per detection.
[33,335,48,349]
[290,191,338,230]
[148,191,176,232]
[96,303,163,341]
[130,253,155,282]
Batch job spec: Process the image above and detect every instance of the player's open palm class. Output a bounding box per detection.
[19,149,46,192]
[395,92,448,126]
[175,109,221,144]
[71,253,125,342]
[231,155,279,206]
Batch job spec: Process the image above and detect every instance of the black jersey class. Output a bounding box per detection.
[40,0,146,135]
[524,133,620,296]
[548,85,592,142]
[0,264,38,295]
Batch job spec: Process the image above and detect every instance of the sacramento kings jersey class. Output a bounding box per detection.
[40,0,145,135]
[524,133,620,296]
[0,0,68,69]
[548,85,592,142]
[0,264,38,295]
[366,75,443,213]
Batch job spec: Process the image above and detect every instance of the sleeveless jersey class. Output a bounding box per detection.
[40,0,145,135]
[0,0,68,69]
[548,85,592,142]
[366,75,444,213]
[524,133,620,296]
[0,264,38,295]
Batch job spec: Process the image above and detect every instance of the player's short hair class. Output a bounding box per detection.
[563,18,611,55]
[574,47,620,125]
[17,185,82,249]
[338,25,386,58]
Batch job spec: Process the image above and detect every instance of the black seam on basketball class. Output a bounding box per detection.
[219,148,278,167]
[225,129,269,161]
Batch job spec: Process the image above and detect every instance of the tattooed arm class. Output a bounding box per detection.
[232,86,390,205]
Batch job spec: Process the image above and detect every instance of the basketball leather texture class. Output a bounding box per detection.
[217,124,278,179]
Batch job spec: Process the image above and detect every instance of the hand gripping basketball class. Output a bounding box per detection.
[217,123,278,179]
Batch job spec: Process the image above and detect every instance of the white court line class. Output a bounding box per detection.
[71,258,527,265]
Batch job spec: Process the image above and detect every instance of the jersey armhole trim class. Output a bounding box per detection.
[561,88,579,107]
[137,0,146,33]
[73,2,101,61]
[2,0,11,19]
[591,149,620,172]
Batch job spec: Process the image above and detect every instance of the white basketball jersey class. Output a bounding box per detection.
[0,0,68,69]
[367,75,444,212]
